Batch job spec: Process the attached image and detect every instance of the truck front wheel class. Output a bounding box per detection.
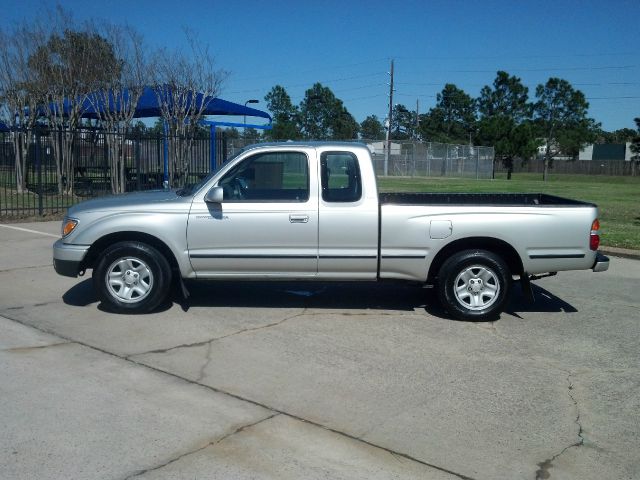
[93,241,172,314]
[437,249,511,321]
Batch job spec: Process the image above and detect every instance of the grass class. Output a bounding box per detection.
[378,173,640,250]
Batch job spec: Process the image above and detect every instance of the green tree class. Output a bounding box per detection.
[534,78,599,180]
[149,118,165,136]
[127,120,147,137]
[243,127,260,142]
[596,127,636,144]
[360,115,384,140]
[391,104,415,140]
[477,71,537,179]
[332,105,359,140]
[418,84,476,143]
[222,126,240,140]
[478,117,538,179]
[478,71,531,122]
[264,85,301,140]
[299,83,358,140]
[29,26,122,193]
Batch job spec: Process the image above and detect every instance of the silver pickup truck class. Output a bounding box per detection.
[53,142,609,321]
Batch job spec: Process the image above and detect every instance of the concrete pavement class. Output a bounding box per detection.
[1,221,638,479]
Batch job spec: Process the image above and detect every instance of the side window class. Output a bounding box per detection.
[218,152,309,202]
[321,152,362,203]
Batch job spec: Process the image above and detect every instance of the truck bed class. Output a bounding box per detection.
[379,192,594,207]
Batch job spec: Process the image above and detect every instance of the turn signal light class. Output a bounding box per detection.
[62,218,78,237]
[589,219,600,251]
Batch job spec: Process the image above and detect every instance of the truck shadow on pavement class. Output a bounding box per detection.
[62,279,577,321]
[505,283,578,318]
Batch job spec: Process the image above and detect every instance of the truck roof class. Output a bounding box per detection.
[240,141,370,152]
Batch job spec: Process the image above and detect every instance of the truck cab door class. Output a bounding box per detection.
[187,150,319,277]
[317,150,378,279]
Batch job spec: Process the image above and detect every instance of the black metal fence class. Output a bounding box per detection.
[0,128,225,217]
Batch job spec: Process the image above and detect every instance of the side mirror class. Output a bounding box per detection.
[204,186,224,203]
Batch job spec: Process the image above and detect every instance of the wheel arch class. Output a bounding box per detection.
[83,231,180,275]
[427,237,524,284]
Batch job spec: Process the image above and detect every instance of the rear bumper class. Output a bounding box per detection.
[53,240,90,277]
[592,252,610,272]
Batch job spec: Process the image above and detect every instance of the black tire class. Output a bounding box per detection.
[93,241,172,314]
[437,249,511,321]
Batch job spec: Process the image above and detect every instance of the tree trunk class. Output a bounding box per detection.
[52,129,64,194]
[63,130,75,196]
[503,156,514,180]
[11,132,26,194]
[106,133,127,194]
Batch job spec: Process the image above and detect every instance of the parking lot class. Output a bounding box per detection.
[1,221,638,480]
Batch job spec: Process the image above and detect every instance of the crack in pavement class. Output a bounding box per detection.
[122,413,280,480]
[0,264,53,274]
[127,307,421,361]
[195,340,213,383]
[2,300,61,312]
[534,373,585,480]
[2,311,476,480]
[127,309,309,359]
[3,341,72,353]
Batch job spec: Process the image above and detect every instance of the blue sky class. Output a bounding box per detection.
[2,0,639,131]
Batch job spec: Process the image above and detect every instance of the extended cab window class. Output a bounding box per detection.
[218,152,309,202]
[321,152,362,203]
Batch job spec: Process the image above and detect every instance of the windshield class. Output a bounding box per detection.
[177,147,248,197]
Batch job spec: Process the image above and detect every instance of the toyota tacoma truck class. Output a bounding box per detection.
[53,142,609,321]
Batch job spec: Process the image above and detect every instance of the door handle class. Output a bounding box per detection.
[289,214,309,223]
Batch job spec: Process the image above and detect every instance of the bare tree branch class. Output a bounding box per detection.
[151,29,227,186]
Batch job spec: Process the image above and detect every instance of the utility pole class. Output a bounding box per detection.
[384,59,394,176]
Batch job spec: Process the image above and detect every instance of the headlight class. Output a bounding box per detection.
[61,217,78,237]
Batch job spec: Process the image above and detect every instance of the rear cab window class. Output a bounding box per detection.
[320,152,362,203]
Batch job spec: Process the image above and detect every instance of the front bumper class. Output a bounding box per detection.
[53,239,90,277]
[592,252,610,272]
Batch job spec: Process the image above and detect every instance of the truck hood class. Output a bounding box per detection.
[67,190,185,215]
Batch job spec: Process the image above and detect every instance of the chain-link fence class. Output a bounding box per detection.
[226,138,495,179]
[364,140,494,179]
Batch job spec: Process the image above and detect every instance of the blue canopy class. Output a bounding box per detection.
[0,121,9,132]
[37,86,271,122]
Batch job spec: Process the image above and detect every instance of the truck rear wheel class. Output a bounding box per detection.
[93,241,172,314]
[437,249,511,321]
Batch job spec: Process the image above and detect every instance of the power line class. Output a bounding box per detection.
[395,52,637,61]
[403,64,639,75]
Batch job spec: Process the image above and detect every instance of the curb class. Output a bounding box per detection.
[600,246,640,261]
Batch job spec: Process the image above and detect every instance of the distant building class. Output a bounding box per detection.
[579,143,632,161]
[367,141,401,156]
[536,140,572,161]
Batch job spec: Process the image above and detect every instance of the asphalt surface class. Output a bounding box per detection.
[0,221,638,480]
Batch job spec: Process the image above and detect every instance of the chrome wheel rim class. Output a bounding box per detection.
[453,265,500,311]
[105,257,153,304]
